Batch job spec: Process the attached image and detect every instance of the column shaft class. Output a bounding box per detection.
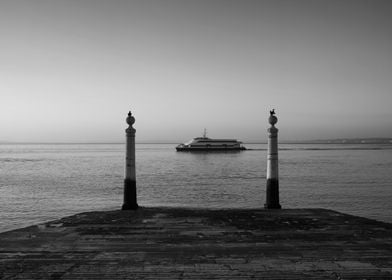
[265,114,281,209]
[122,112,138,210]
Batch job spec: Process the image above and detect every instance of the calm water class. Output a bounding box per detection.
[0,143,391,232]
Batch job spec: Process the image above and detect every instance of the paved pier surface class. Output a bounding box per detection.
[1,207,392,279]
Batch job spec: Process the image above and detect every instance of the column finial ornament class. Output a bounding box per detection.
[269,109,278,126]
[126,111,136,134]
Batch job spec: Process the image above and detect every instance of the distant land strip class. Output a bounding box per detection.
[1,138,392,145]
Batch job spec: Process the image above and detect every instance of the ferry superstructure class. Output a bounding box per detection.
[176,130,246,151]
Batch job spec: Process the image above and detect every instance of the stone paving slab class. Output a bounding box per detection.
[0,207,392,279]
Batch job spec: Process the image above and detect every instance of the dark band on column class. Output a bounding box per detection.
[122,178,138,210]
[265,178,281,209]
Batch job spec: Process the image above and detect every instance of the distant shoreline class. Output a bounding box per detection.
[1,138,392,145]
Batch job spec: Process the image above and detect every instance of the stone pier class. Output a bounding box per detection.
[1,207,392,279]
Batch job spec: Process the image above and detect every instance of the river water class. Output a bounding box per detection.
[1,143,391,232]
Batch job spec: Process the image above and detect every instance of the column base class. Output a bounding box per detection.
[265,178,281,209]
[264,203,282,209]
[122,178,138,210]
[122,204,139,210]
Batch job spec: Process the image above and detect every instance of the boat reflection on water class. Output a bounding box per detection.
[176,130,246,152]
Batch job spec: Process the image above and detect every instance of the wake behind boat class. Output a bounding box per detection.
[176,130,246,152]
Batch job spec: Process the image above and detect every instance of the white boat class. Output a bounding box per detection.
[176,130,246,152]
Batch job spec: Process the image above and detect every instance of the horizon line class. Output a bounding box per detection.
[1,137,392,145]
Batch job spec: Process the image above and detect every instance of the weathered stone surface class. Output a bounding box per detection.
[0,207,392,279]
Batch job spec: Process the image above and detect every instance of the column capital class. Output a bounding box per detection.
[268,126,278,134]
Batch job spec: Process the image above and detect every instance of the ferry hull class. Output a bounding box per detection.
[176,146,246,152]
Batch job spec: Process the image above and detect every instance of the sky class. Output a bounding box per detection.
[0,0,391,143]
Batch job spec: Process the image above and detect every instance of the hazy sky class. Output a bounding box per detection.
[1,0,391,143]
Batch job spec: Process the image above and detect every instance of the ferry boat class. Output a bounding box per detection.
[176,130,246,152]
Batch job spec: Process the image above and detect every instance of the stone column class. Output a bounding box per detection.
[122,111,138,210]
[265,109,281,209]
